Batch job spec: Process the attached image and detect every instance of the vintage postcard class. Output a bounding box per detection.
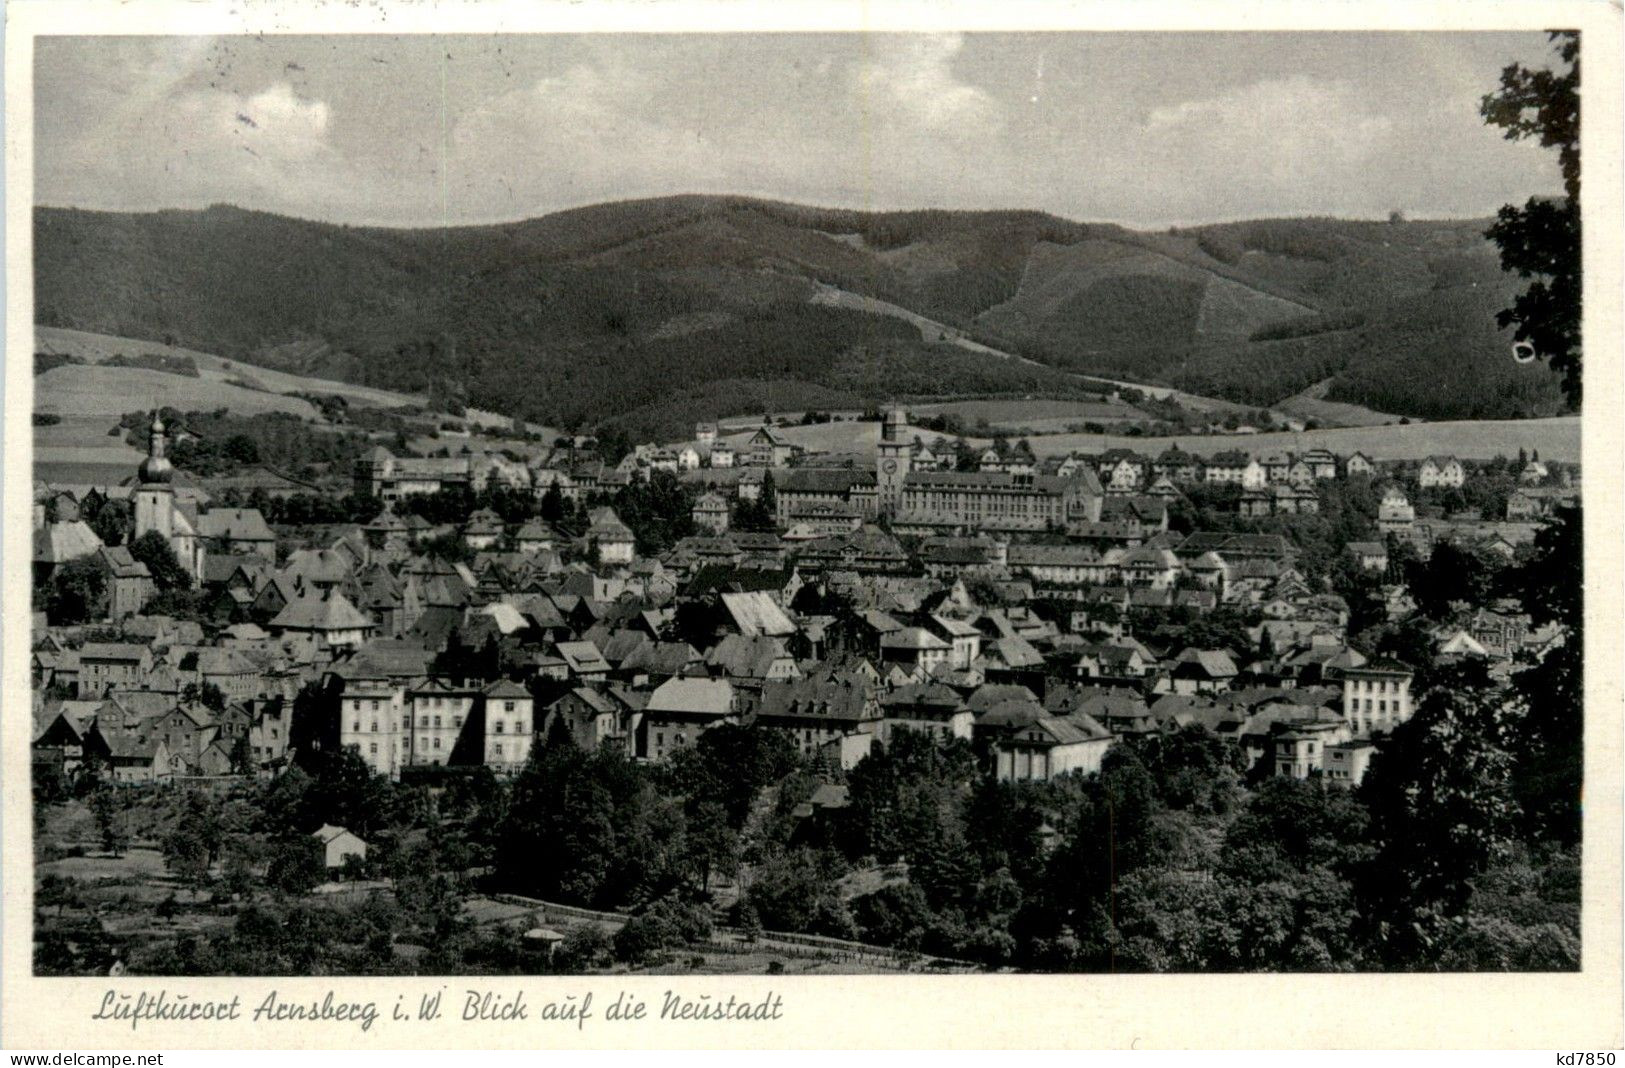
[3,0,1621,1051]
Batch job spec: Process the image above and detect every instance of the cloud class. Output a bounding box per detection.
[855,34,1002,137]
[1144,76,1394,185]
[169,81,332,165]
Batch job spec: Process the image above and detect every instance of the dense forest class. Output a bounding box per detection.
[35,198,1567,438]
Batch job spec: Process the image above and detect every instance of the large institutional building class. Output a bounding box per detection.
[775,408,1104,535]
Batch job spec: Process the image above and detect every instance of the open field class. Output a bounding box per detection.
[987,416,1582,462]
[909,397,1149,431]
[1274,377,1408,428]
[734,414,1580,463]
[807,285,1260,417]
[717,419,955,456]
[37,327,416,410]
[33,414,145,475]
[35,364,322,420]
[36,326,556,436]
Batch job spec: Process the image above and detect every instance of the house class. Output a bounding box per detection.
[88,726,173,785]
[991,714,1114,783]
[1153,447,1204,483]
[482,679,533,774]
[755,670,882,762]
[463,508,506,551]
[78,643,154,695]
[638,678,736,760]
[197,648,264,703]
[1324,739,1377,786]
[879,682,974,741]
[546,687,628,752]
[1272,720,1352,780]
[879,627,953,674]
[1347,541,1389,572]
[554,640,612,682]
[1260,452,1293,483]
[1519,459,1550,484]
[1345,452,1375,477]
[1203,451,1251,484]
[404,678,481,767]
[747,424,795,468]
[514,519,556,555]
[196,508,276,559]
[96,546,154,620]
[312,824,368,869]
[1341,660,1414,736]
[1419,455,1466,488]
[587,507,637,565]
[692,492,730,534]
[269,591,376,652]
[1301,449,1339,480]
[1169,648,1240,694]
[1377,485,1416,535]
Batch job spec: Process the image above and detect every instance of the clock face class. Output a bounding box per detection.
[882,459,898,474]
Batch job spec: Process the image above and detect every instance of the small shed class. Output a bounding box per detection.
[522,926,566,961]
[311,823,368,869]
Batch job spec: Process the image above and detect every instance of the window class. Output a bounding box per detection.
[433,716,442,728]
[504,701,515,712]
[370,699,380,711]
[657,732,665,747]
[494,743,503,756]
[420,716,429,728]
[371,721,378,733]
[433,738,441,750]
[369,743,377,755]
[352,721,360,733]
[494,722,505,734]
[453,716,462,728]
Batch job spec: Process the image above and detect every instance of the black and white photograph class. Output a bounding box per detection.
[17,16,1598,998]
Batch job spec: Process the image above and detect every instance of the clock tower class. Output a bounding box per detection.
[876,406,911,515]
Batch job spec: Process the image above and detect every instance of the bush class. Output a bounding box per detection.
[556,924,611,973]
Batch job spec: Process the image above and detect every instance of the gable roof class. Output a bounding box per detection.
[197,508,274,542]
[270,592,374,632]
[719,590,797,638]
[646,677,734,716]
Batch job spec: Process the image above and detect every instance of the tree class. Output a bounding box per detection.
[162,790,223,891]
[90,786,128,858]
[265,836,325,895]
[681,799,740,893]
[539,483,567,525]
[43,556,107,625]
[1357,661,1524,965]
[128,530,192,591]
[88,498,132,547]
[1503,504,1583,846]
[1481,30,1580,409]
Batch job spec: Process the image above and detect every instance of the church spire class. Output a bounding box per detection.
[138,411,174,485]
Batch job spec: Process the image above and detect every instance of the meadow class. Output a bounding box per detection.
[743,415,1581,464]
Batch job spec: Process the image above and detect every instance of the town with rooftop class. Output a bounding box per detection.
[30,390,1581,974]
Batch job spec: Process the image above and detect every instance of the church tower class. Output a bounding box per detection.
[133,413,175,542]
[876,406,912,515]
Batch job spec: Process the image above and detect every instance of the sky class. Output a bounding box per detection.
[33,32,1567,229]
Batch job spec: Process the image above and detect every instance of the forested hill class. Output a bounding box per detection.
[34,197,1567,437]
